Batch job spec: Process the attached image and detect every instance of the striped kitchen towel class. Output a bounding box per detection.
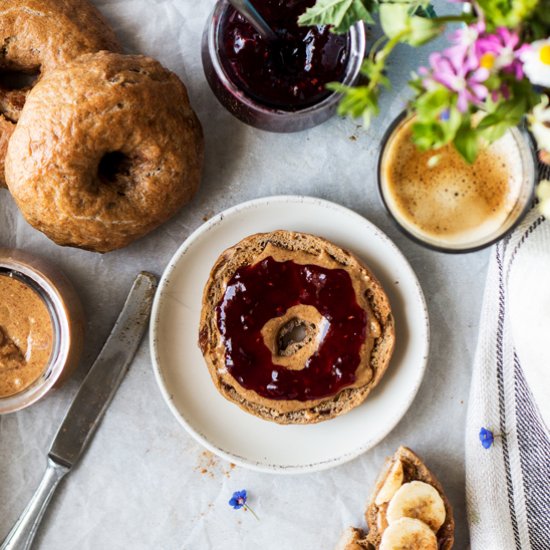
[466,163,550,550]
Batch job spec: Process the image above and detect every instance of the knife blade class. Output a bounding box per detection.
[1,271,157,550]
[49,271,157,467]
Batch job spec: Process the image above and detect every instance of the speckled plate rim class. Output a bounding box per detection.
[150,195,429,474]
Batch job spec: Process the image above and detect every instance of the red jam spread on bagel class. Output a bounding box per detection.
[216,256,368,401]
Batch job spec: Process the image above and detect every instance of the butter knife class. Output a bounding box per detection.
[0,272,157,550]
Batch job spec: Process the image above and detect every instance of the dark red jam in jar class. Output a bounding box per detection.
[216,257,368,401]
[219,0,349,110]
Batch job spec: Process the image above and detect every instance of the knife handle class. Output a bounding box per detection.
[0,459,69,550]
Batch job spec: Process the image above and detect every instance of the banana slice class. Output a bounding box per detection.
[379,517,438,550]
[375,459,404,505]
[386,481,446,532]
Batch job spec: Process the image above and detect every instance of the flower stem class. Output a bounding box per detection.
[432,14,475,25]
[244,504,260,521]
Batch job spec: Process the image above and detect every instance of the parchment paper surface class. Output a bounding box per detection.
[0,1,482,548]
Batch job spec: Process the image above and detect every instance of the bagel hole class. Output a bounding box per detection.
[277,319,316,357]
[0,68,40,91]
[98,151,132,189]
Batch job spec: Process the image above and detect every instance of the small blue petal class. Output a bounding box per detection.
[479,427,494,449]
[439,108,450,121]
[229,490,248,510]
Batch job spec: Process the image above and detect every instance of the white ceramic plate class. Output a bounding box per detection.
[150,196,429,473]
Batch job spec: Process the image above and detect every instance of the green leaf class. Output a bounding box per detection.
[410,82,463,150]
[454,121,480,164]
[379,4,409,38]
[360,57,390,88]
[298,0,375,34]
[530,0,550,39]
[414,87,452,118]
[476,101,524,142]
[412,121,443,150]
[411,109,462,151]
[379,4,442,46]
[328,82,381,127]
[476,79,541,142]
[476,0,539,29]
[407,14,443,45]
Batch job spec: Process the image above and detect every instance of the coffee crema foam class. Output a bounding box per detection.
[381,117,525,248]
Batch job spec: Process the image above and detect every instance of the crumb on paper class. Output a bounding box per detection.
[224,463,236,478]
[200,503,215,518]
[202,211,214,222]
[194,450,219,478]
[195,451,236,479]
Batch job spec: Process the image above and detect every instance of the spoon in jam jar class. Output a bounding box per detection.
[228,0,278,42]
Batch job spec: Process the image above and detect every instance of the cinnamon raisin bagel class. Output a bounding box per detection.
[6,52,204,253]
[199,231,395,424]
[0,0,121,187]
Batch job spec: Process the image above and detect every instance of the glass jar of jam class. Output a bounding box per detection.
[202,0,366,132]
[0,249,84,413]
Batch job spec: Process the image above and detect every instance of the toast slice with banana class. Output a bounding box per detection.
[338,446,455,550]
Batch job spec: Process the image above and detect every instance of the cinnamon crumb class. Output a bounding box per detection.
[195,451,235,479]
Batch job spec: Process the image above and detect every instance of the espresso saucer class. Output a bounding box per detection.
[150,196,429,473]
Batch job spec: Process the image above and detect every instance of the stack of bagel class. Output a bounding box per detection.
[0,0,203,253]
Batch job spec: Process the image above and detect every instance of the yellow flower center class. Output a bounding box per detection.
[480,52,495,70]
[540,44,550,65]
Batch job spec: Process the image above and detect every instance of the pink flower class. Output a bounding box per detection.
[448,22,486,67]
[475,27,529,79]
[450,21,486,49]
[425,44,489,112]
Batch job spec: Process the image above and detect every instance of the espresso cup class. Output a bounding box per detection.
[377,112,538,253]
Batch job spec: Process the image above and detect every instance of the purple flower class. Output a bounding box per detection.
[228,489,259,520]
[450,21,486,50]
[426,45,489,112]
[229,489,247,509]
[479,427,495,449]
[440,108,451,121]
[475,27,529,80]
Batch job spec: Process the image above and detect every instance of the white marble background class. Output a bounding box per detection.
[0,1,484,548]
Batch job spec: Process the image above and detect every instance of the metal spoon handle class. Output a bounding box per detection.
[228,0,278,41]
[0,459,69,550]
